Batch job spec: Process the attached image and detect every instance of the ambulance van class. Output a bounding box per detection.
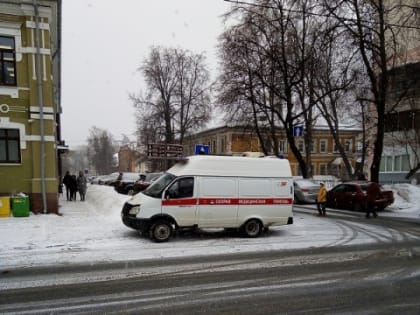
[121,155,293,242]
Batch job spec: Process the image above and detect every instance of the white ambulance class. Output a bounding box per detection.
[121,155,293,242]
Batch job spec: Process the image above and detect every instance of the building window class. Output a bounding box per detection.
[319,139,327,153]
[0,36,16,86]
[0,128,21,163]
[319,163,327,175]
[279,139,287,154]
[297,140,304,153]
[380,155,410,172]
[344,139,352,153]
[310,140,316,153]
[401,155,410,171]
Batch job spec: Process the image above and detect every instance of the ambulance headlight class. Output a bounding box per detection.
[128,205,140,215]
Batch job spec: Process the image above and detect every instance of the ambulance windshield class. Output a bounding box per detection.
[142,173,176,198]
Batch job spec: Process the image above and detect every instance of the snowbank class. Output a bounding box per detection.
[0,183,418,271]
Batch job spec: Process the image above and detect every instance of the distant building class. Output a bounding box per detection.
[118,144,141,173]
[0,1,63,213]
[182,125,361,177]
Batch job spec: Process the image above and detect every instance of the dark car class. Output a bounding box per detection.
[293,179,319,204]
[132,172,163,195]
[326,181,394,211]
[114,172,143,194]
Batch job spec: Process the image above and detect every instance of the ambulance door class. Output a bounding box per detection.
[197,177,238,228]
[162,176,197,227]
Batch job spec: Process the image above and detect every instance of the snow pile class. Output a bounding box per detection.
[0,183,419,271]
[382,184,420,217]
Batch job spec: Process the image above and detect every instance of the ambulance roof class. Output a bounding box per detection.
[167,155,291,178]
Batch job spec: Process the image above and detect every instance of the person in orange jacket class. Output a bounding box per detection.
[317,182,327,216]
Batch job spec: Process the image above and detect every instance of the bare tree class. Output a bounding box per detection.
[322,0,419,182]
[131,46,212,146]
[87,127,116,174]
[61,146,89,175]
[218,0,351,178]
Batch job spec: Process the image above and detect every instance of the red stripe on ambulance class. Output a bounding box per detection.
[162,198,292,206]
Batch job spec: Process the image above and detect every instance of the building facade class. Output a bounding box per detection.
[182,125,361,178]
[0,0,62,213]
[380,0,420,183]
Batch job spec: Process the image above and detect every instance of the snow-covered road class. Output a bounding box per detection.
[0,184,419,270]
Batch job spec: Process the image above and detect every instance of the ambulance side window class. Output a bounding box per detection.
[167,177,194,199]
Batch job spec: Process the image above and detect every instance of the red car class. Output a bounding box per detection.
[132,172,163,195]
[326,181,394,211]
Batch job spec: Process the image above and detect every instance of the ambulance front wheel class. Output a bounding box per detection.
[149,220,173,242]
[242,219,263,238]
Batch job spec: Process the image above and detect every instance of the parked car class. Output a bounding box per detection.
[114,172,143,194]
[93,172,120,185]
[294,179,319,204]
[131,172,163,195]
[326,181,394,211]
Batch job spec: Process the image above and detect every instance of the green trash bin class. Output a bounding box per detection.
[11,196,30,217]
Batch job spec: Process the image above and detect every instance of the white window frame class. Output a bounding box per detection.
[319,139,328,153]
[279,139,288,154]
[344,139,352,153]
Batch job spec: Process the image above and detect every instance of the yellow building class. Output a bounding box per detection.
[0,1,63,214]
[183,125,361,177]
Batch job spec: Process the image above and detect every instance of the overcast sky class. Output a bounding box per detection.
[61,0,231,147]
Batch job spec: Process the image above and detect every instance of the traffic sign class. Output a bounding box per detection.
[293,125,303,137]
[195,144,210,155]
[147,143,183,159]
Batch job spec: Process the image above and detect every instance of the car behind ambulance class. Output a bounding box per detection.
[121,155,293,242]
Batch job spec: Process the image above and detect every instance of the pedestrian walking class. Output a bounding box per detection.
[366,182,382,218]
[62,171,72,201]
[69,174,78,201]
[77,170,88,201]
[317,182,327,216]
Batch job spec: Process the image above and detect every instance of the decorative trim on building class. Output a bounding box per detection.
[25,135,55,142]
[29,113,54,120]
[0,104,9,113]
[21,47,51,55]
[0,103,26,113]
[0,87,19,98]
[29,106,55,120]
[0,87,31,99]
[25,20,50,31]
[21,4,53,19]
[30,106,54,113]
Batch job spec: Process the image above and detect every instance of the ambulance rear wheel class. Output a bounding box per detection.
[149,220,173,242]
[242,219,262,238]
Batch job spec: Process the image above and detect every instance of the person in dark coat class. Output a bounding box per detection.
[366,182,382,218]
[62,171,72,201]
[69,174,78,201]
[77,171,88,201]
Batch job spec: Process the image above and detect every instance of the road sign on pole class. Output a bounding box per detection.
[147,143,183,160]
[195,144,210,155]
[293,125,304,137]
